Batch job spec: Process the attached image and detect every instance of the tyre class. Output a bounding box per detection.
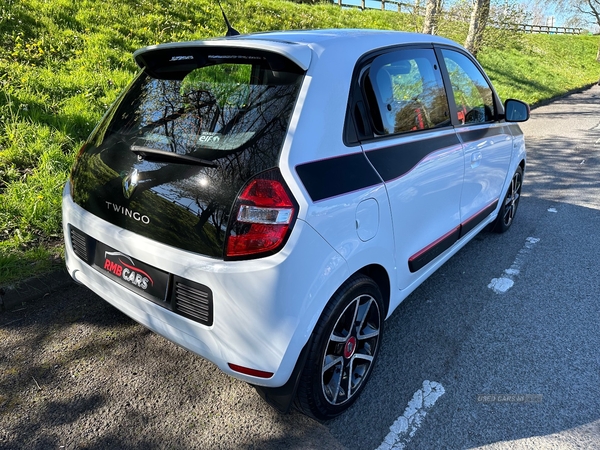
[295,275,384,420]
[493,166,523,233]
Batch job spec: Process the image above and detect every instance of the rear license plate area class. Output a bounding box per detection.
[93,241,169,303]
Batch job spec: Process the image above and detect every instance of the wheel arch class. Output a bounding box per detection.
[355,264,391,318]
[256,264,390,415]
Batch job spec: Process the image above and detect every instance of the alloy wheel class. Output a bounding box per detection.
[320,294,381,406]
[502,170,522,227]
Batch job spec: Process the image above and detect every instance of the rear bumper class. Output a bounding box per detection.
[62,182,348,387]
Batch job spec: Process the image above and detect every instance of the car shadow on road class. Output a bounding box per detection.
[0,285,346,449]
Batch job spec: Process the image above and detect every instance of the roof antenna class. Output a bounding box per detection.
[217,0,240,37]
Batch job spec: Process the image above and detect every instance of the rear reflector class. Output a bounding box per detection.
[228,363,274,379]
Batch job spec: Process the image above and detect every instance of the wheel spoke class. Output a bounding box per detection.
[350,298,360,331]
[358,328,379,340]
[357,297,380,341]
[323,358,344,404]
[345,357,355,399]
[505,183,515,205]
[352,353,374,363]
[501,172,522,227]
[504,202,514,221]
[322,355,343,374]
[348,354,370,399]
[329,333,346,343]
[355,297,373,333]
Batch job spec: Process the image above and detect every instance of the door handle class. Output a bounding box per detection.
[471,151,482,168]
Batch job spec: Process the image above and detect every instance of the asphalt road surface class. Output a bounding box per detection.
[2,85,600,449]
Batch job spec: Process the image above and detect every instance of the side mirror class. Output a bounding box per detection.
[504,99,530,122]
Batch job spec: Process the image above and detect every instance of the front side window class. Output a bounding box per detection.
[367,48,450,135]
[441,49,495,125]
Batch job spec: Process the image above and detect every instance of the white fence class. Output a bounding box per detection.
[332,1,584,35]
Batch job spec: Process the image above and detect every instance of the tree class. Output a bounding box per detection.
[414,0,421,14]
[539,0,600,63]
[464,0,491,57]
[540,0,600,31]
[571,0,600,28]
[413,0,422,32]
[422,0,443,34]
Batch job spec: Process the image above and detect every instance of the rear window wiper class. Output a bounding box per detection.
[130,146,217,167]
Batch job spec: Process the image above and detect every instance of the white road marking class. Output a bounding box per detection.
[375,381,445,450]
[488,237,540,294]
[488,277,514,293]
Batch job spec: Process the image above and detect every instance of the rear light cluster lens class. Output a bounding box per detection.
[225,169,298,259]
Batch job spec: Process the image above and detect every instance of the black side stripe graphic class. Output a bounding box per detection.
[458,126,505,143]
[296,153,382,202]
[409,226,460,273]
[365,134,461,182]
[408,199,499,272]
[297,126,513,202]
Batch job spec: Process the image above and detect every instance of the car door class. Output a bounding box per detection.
[353,47,465,290]
[438,48,513,234]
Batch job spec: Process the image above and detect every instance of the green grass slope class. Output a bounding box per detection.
[0,0,598,283]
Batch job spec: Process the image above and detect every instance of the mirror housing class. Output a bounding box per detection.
[504,99,530,122]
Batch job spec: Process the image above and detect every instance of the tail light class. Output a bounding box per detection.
[225,169,298,259]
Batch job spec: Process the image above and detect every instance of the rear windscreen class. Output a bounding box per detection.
[106,60,303,161]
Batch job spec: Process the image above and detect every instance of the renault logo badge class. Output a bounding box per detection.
[122,169,139,199]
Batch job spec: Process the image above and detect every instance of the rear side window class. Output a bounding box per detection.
[366,48,450,135]
[441,49,495,124]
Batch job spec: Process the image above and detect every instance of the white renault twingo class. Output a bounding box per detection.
[63,29,529,419]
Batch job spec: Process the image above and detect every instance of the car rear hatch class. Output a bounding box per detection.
[70,41,307,258]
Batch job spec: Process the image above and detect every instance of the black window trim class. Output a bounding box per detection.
[433,45,505,128]
[344,43,457,147]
